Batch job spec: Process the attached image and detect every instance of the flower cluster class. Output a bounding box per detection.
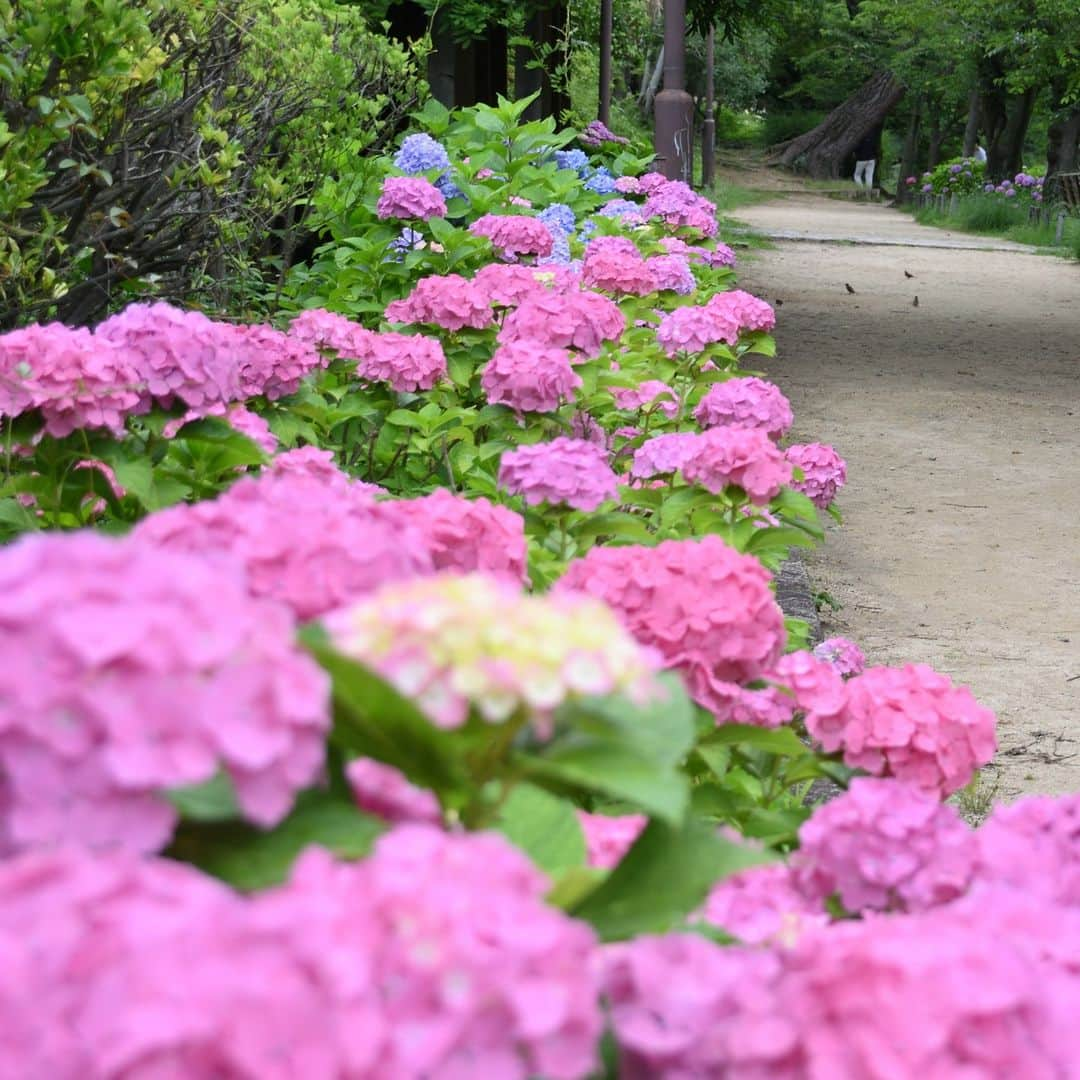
[694,376,794,439]
[376,176,447,220]
[538,203,576,236]
[612,380,678,418]
[470,214,554,259]
[0,828,603,1079]
[630,432,700,478]
[974,793,1080,906]
[641,180,719,236]
[0,531,328,854]
[578,811,647,869]
[324,573,660,729]
[393,132,451,174]
[794,777,976,913]
[473,263,560,307]
[786,442,847,508]
[498,291,625,357]
[557,537,787,716]
[681,425,793,504]
[706,288,776,333]
[346,758,442,824]
[288,307,377,361]
[701,862,828,944]
[655,304,737,355]
[644,253,695,294]
[806,663,997,797]
[482,340,582,413]
[384,273,493,331]
[386,488,529,583]
[581,236,656,295]
[813,635,866,677]
[498,437,619,511]
[136,468,434,619]
[361,331,447,391]
[581,119,629,146]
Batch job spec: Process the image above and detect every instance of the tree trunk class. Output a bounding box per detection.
[927,123,945,169]
[1047,102,1080,178]
[986,86,1036,181]
[897,96,922,205]
[961,88,980,157]
[640,45,664,116]
[768,70,904,178]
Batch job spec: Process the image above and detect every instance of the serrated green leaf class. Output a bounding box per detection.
[495,783,585,874]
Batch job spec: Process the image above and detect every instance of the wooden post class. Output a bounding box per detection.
[654,0,693,181]
[701,25,715,189]
[598,0,613,125]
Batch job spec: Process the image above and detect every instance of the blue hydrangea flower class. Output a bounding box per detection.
[538,203,576,235]
[598,198,640,218]
[584,169,617,195]
[577,220,597,241]
[555,149,590,174]
[394,133,451,174]
[538,231,572,265]
[949,163,963,175]
[435,173,464,201]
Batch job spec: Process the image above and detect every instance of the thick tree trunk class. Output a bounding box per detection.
[768,70,904,178]
[1047,103,1080,178]
[961,88,980,157]
[927,123,945,169]
[986,86,1036,181]
[897,97,922,205]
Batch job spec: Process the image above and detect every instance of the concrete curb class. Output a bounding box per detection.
[776,553,822,646]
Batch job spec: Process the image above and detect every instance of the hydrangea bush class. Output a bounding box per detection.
[0,95,1064,1076]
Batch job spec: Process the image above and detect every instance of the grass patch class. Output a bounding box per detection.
[912,194,1080,252]
[707,182,774,212]
[950,769,1001,826]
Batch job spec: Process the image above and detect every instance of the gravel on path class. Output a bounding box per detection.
[735,193,1080,799]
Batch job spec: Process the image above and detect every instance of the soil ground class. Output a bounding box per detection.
[730,186,1080,800]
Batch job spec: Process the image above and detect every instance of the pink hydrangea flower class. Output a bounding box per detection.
[346,758,442,824]
[694,376,793,439]
[94,301,242,409]
[771,649,847,718]
[384,273,493,332]
[385,489,529,583]
[469,214,554,259]
[481,340,583,413]
[601,934,798,1077]
[638,171,667,194]
[706,679,797,728]
[262,446,385,496]
[642,180,719,237]
[700,862,828,944]
[581,236,656,295]
[324,573,660,729]
[794,777,977,913]
[612,379,678,417]
[217,321,327,401]
[376,175,447,220]
[0,531,329,854]
[787,443,847,509]
[813,636,866,677]
[288,308,378,362]
[498,437,619,511]
[681,426,793,504]
[0,323,143,437]
[973,793,1080,906]
[644,253,696,294]
[0,829,604,1079]
[806,663,997,798]
[498,291,625,357]
[706,288,776,332]
[557,537,787,716]
[578,811,647,869]
[655,304,737,355]
[629,432,699,478]
[360,331,446,391]
[136,468,433,620]
[614,175,642,194]
[472,263,558,306]
[222,403,277,453]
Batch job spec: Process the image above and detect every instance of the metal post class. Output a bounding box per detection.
[598,0,613,126]
[653,0,693,181]
[701,24,715,188]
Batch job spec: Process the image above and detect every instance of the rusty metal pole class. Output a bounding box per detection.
[653,0,693,180]
[701,24,716,188]
[598,0,613,125]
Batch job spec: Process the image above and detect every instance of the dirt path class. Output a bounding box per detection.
[734,192,1080,800]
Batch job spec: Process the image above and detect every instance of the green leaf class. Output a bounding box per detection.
[303,634,468,799]
[495,783,585,874]
[168,790,383,891]
[703,723,806,756]
[165,770,240,822]
[0,496,40,535]
[385,408,427,430]
[570,817,774,940]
